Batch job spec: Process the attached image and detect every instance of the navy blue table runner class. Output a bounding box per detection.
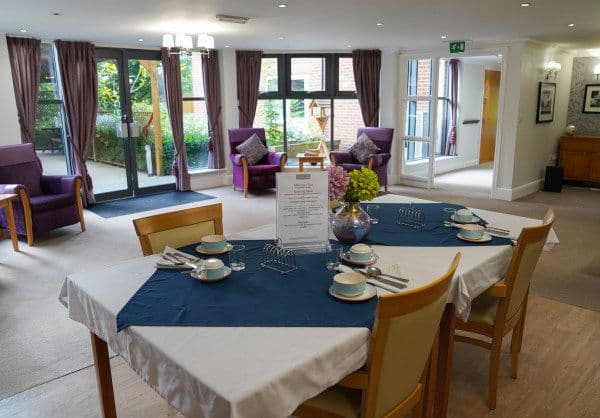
[362,203,514,247]
[116,240,377,332]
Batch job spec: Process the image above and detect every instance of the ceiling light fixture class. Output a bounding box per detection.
[52,12,61,16]
[521,2,531,7]
[347,45,352,48]
[138,38,144,42]
[278,3,287,7]
[568,23,575,27]
[225,45,230,48]
[376,22,383,27]
[545,60,562,80]
[279,36,285,40]
[216,14,250,24]
[441,35,447,39]
[162,33,215,56]
[19,29,27,33]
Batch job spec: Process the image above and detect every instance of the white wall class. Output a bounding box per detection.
[0,34,21,145]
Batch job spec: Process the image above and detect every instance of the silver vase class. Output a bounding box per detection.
[331,202,372,244]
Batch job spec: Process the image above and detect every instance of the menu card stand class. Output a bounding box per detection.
[276,172,330,252]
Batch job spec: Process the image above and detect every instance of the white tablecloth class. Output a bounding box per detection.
[59,194,558,418]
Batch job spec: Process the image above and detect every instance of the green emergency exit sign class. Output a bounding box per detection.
[449,41,466,54]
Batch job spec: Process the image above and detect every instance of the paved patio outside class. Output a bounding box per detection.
[38,152,175,195]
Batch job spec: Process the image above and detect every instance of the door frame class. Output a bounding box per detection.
[395,46,508,197]
[95,48,175,202]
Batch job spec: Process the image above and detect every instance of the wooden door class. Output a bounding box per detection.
[479,70,501,163]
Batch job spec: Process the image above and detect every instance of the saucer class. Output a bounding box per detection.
[340,251,379,266]
[195,243,233,255]
[329,283,377,302]
[457,232,492,243]
[450,214,481,224]
[191,266,232,282]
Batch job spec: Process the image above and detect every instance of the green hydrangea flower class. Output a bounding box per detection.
[343,167,380,202]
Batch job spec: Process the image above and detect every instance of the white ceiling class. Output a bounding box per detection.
[1,0,599,51]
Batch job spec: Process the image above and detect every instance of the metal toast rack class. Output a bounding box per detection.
[260,240,298,275]
[396,203,425,229]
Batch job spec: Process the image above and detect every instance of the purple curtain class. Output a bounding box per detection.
[235,50,262,128]
[161,48,191,191]
[6,36,41,144]
[352,49,381,127]
[445,59,459,156]
[55,40,97,206]
[202,50,224,169]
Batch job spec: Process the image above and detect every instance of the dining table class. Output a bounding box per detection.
[59,193,558,418]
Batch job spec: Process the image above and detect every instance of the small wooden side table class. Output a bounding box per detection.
[297,154,326,172]
[0,194,19,252]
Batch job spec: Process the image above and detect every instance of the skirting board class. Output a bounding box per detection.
[190,169,229,190]
[492,178,542,201]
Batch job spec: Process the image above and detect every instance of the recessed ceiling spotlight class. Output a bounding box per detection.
[52,12,61,16]
[279,36,285,40]
[568,23,575,27]
[19,29,27,33]
[225,45,230,48]
[441,35,447,39]
[521,2,531,7]
[137,38,144,42]
[278,3,287,7]
[347,45,352,48]
[376,22,383,27]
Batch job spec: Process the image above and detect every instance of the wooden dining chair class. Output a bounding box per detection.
[455,209,555,410]
[293,253,462,418]
[132,203,223,256]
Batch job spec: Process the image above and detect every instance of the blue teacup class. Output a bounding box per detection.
[349,244,374,262]
[454,209,474,223]
[460,224,485,239]
[201,235,228,252]
[196,258,225,279]
[332,272,366,297]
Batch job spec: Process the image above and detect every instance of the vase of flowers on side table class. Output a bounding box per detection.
[328,166,380,244]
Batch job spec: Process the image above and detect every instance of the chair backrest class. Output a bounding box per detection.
[0,143,43,196]
[132,203,224,256]
[503,209,555,318]
[228,128,267,155]
[363,253,461,418]
[357,128,394,154]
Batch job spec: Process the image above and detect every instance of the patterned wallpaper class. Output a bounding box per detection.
[567,57,600,136]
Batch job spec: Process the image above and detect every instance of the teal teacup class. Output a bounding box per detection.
[460,224,485,239]
[349,243,374,262]
[201,234,228,252]
[197,258,225,279]
[332,272,366,297]
[454,208,474,223]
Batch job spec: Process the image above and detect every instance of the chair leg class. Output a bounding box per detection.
[510,321,522,379]
[75,178,86,232]
[488,336,502,410]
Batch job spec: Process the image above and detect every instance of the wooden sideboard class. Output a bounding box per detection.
[559,135,600,182]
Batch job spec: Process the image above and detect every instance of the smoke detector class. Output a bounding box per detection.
[216,14,250,24]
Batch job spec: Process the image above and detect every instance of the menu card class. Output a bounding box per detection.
[276,172,329,250]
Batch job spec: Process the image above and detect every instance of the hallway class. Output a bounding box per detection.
[435,163,493,197]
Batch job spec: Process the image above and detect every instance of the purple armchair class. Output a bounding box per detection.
[330,127,394,190]
[228,128,287,198]
[0,143,85,245]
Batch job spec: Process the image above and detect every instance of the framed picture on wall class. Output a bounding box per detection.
[583,84,600,113]
[536,82,556,123]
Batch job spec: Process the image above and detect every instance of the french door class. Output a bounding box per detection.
[92,48,175,201]
[398,54,439,188]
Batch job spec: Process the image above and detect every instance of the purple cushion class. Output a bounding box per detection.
[236,134,269,165]
[348,133,380,164]
[28,193,75,213]
[0,162,43,196]
[247,164,280,175]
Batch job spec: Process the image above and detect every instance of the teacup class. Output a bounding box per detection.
[201,234,228,252]
[349,243,374,262]
[455,208,474,222]
[332,272,366,297]
[460,224,485,240]
[196,258,225,279]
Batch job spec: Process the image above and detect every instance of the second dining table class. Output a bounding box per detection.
[59,193,558,418]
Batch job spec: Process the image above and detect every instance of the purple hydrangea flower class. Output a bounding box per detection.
[327,166,350,201]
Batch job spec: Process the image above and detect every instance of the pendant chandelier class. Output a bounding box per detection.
[162,33,215,56]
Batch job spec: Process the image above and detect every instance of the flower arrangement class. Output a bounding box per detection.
[343,167,380,202]
[327,166,350,201]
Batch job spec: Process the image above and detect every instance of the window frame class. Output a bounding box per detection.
[257,53,358,160]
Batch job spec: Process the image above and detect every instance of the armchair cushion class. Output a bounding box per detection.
[330,151,355,165]
[265,151,286,167]
[236,133,269,165]
[40,175,80,195]
[0,162,42,196]
[348,133,380,164]
[368,153,392,168]
[28,193,76,213]
[247,164,280,175]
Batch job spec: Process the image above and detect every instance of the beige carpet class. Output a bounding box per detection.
[0,182,598,416]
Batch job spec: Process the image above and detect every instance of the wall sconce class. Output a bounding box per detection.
[594,63,600,80]
[545,61,562,80]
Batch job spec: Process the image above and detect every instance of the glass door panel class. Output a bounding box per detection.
[92,56,129,196]
[127,58,175,190]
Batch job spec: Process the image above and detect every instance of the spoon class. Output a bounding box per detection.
[366,266,409,283]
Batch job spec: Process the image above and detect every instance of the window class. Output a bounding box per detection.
[35,43,70,175]
[180,52,209,170]
[405,59,433,162]
[436,59,453,156]
[254,54,361,165]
